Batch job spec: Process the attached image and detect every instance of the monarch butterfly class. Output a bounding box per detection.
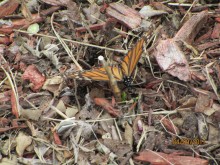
[69,38,145,86]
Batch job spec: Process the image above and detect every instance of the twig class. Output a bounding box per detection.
[51,13,82,71]
[1,57,20,117]
[51,105,68,119]
[74,79,81,110]
[168,3,219,7]
[205,62,220,102]
[98,56,121,101]
[180,0,198,23]
[14,29,127,53]
[43,109,177,122]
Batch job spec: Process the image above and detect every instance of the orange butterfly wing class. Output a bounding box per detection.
[69,66,123,82]
[121,38,145,77]
[69,38,145,84]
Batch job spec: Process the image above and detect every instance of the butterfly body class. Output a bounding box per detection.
[123,76,133,87]
[69,38,145,87]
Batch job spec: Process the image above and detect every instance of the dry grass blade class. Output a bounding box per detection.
[15,29,127,53]
[51,13,82,71]
[205,62,220,101]
[1,58,20,118]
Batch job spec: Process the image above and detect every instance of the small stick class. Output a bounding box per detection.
[98,56,121,102]
[14,29,127,53]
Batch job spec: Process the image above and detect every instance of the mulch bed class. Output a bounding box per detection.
[0,0,220,164]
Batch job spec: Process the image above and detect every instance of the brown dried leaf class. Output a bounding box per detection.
[66,106,78,118]
[16,132,32,156]
[124,121,133,147]
[178,96,197,108]
[56,100,66,113]
[195,93,213,113]
[102,139,131,158]
[197,113,208,140]
[53,130,62,145]
[20,109,42,121]
[1,155,18,164]
[208,125,220,143]
[1,138,16,155]
[93,98,121,117]
[58,1,81,26]
[139,6,168,18]
[161,117,180,135]
[42,76,64,96]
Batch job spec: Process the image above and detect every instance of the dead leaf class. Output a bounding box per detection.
[197,113,208,140]
[102,139,131,158]
[1,138,16,155]
[139,5,168,18]
[208,124,220,143]
[83,4,100,24]
[53,130,62,145]
[195,93,213,113]
[124,121,133,147]
[93,98,121,117]
[63,150,73,159]
[58,1,81,26]
[161,117,180,135]
[178,96,197,108]
[42,76,64,96]
[20,109,42,121]
[56,100,66,113]
[1,155,18,164]
[100,113,114,133]
[33,143,50,163]
[16,132,32,156]
[41,44,60,69]
[111,125,119,140]
[66,106,78,118]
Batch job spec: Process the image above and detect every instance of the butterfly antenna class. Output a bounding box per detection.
[98,56,122,102]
